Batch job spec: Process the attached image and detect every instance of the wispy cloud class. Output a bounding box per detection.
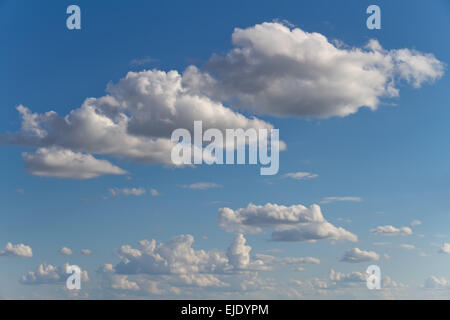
[110,187,146,196]
[283,172,318,180]
[182,183,222,190]
[320,197,362,204]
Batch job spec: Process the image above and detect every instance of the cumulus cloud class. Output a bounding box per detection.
[59,247,73,256]
[182,182,222,190]
[23,147,126,179]
[2,66,273,177]
[21,263,88,285]
[110,234,275,292]
[283,172,318,180]
[0,243,33,258]
[439,243,450,254]
[98,264,140,291]
[370,225,412,236]
[340,248,379,263]
[3,22,443,179]
[114,235,230,277]
[219,202,357,242]
[110,187,146,196]
[185,22,444,118]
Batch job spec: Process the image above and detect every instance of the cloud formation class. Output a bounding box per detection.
[439,243,450,254]
[0,243,33,258]
[110,187,146,196]
[23,147,126,179]
[21,263,88,285]
[185,22,443,118]
[59,247,73,256]
[219,202,357,242]
[2,22,444,179]
[370,225,412,236]
[340,248,379,263]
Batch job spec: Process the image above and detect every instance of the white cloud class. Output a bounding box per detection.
[423,276,450,289]
[150,188,160,196]
[283,172,318,180]
[114,235,230,277]
[329,269,367,285]
[21,263,88,285]
[398,244,415,250]
[227,234,251,270]
[370,225,412,236]
[185,22,444,118]
[98,264,140,291]
[3,66,273,178]
[0,243,33,258]
[59,247,73,256]
[182,182,222,190]
[81,249,92,255]
[23,147,126,179]
[110,187,146,196]
[340,248,379,263]
[320,197,362,204]
[439,243,450,254]
[219,202,357,242]
[410,220,422,226]
[254,254,320,268]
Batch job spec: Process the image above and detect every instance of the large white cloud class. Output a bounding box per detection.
[0,243,33,258]
[2,67,273,178]
[2,22,443,179]
[185,22,444,118]
[219,202,357,242]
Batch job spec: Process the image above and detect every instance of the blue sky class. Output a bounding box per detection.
[1,0,450,299]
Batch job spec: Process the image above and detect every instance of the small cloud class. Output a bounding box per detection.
[0,243,33,258]
[320,197,362,204]
[371,225,412,236]
[15,189,25,195]
[150,188,160,197]
[340,248,379,263]
[110,187,146,197]
[59,247,73,256]
[439,243,450,254]
[398,244,415,250]
[410,220,422,227]
[182,182,221,190]
[130,57,157,66]
[283,172,318,180]
[81,249,92,255]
